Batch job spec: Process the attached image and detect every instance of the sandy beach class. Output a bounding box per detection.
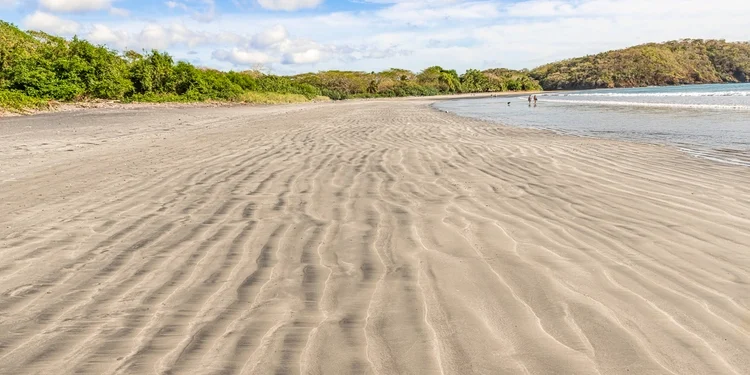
[0,99,748,374]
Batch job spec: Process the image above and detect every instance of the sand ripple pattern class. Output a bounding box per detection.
[1,101,749,374]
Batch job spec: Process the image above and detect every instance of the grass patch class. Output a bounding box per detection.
[0,90,52,113]
[237,91,321,104]
[0,90,329,116]
[122,93,192,103]
[125,91,328,105]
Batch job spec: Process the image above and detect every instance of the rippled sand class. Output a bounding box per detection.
[1,100,748,374]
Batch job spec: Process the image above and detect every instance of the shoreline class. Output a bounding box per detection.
[428,97,750,168]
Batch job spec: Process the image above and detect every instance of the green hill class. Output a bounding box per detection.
[530,39,750,90]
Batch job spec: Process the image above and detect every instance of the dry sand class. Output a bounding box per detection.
[0,100,749,374]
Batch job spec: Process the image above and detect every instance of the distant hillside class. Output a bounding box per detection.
[530,39,750,90]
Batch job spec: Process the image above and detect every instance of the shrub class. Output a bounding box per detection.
[0,89,51,112]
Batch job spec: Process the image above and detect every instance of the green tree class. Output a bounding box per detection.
[460,69,490,92]
[129,50,176,94]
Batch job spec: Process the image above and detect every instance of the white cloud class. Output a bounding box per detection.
[166,0,216,22]
[209,24,347,66]
[135,23,213,49]
[23,11,80,34]
[282,48,322,64]
[39,0,113,12]
[251,24,288,47]
[109,7,129,16]
[376,0,500,25]
[81,22,241,50]
[86,23,128,46]
[257,0,323,11]
[213,48,273,64]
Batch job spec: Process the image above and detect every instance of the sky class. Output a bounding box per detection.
[1,0,749,75]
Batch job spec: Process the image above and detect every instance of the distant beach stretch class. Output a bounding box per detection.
[1,99,748,374]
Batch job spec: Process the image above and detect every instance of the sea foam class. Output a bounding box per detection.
[544,91,750,97]
[540,99,750,111]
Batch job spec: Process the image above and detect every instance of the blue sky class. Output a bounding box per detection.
[1,0,749,75]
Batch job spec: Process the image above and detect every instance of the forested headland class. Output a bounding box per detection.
[531,39,750,90]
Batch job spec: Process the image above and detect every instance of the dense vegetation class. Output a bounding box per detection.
[7,20,746,113]
[0,21,324,108]
[292,67,541,100]
[0,21,539,112]
[531,39,750,90]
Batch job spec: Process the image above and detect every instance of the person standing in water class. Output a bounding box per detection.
[528,95,532,106]
[534,95,538,103]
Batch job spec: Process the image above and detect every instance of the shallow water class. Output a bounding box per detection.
[434,83,750,166]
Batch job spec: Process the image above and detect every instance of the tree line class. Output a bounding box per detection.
[6,19,747,113]
[0,21,541,111]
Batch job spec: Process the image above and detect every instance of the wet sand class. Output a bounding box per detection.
[0,100,748,374]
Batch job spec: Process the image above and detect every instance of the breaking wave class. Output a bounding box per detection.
[544,91,750,97]
[540,99,750,111]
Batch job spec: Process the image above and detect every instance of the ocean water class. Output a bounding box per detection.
[434,83,750,166]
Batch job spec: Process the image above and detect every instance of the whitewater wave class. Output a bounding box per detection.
[543,91,750,97]
[540,99,750,111]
